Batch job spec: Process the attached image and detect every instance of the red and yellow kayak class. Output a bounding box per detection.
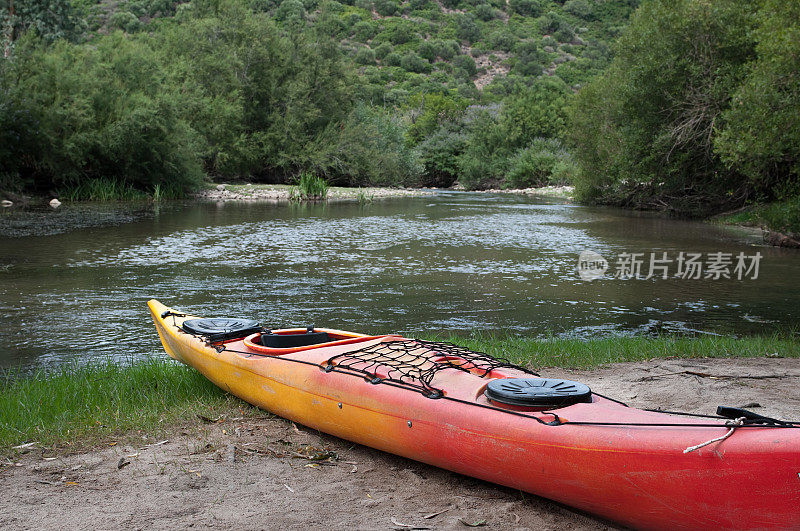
[148,300,800,530]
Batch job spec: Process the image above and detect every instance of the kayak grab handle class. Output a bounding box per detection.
[716,406,789,426]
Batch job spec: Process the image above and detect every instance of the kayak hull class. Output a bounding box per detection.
[148,300,800,530]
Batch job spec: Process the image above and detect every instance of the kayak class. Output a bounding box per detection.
[147,300,800,530]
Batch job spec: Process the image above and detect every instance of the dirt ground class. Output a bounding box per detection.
[1,357,798,530]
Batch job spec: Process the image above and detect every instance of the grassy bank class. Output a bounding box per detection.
[0,358,259,451]
[715,198,800,235]
[2,335,798,451]
[435,334,799,369]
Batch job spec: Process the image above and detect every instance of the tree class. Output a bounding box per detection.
[2,0,80,54]
[715,0,800,197]
[568,0,758,215]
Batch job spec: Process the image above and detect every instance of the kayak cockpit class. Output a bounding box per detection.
[243,328,390,355]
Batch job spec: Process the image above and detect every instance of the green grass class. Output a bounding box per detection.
[59,178,148,201]
[58,178,188,202]
[0,357,258,452]
[295,172,329,200]
[2,335,797,451]
[714,197,800,234]
[425,333,800,370]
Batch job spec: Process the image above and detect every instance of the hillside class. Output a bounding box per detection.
[0,0,637,197]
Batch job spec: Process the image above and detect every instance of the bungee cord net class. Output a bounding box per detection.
[323,339,538,398]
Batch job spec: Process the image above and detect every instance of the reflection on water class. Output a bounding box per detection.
[1,192,798,368]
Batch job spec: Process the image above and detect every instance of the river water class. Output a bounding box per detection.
[1,192,798,369]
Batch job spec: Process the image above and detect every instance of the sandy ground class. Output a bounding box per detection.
[2,357,798,530]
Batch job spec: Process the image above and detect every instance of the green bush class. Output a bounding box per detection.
[418,41,436,62]
[512,40,546,76]
[508,0,541,17]
[1,33,205,195]
[409,0,435,12]
[455,14,481,43]
[383,51,402,66]
[354,46,376,64]
[275,0,306,21]
[506,138,576,188]
[418,123,467,187]
[108,11,141,32]
[405,92,469,144]
[401,52,432,73]
[757,198,800,234]
[452,54,477,77]
[352,20,378,41]
[473,4,498,21]
[313,104,422,186]
[432,39,460,60]
[373,41,392,58]
[563,0,592,20]
[488,30,516,52]
[374,0,398,16]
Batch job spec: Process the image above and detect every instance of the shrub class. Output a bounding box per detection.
[250,0,278,11]
[512,40,546,76]
[409,0,434,11]
[354,46,376,64]
[455,14,481,44]
[383,51,402,66]
[474,4,498,21]
[147,0,176,16]
[418,123,468,187]
[563,0,592,20]
[452,54,477,77]
[405,92,469,144]
[108,11,141,33]
[489,31,516,52]
[1,34,205,196]
[418,41,436,62]
[757,198,800,234]
[554,26,575,43]
[353,20,378,41]
[373,42,392,59]
[506,138,576,188]
[508,0,541,17]
[388,24,415,45]
[374,0,399,15]
[568,0,759,214]
[401,52,431,73]
[275,0,306,21]
[315,104,422,186]
[433,39,460,60]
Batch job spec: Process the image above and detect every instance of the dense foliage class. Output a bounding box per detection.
[4,0,798,222]
[0,0,636,197]
[569,0,800,217]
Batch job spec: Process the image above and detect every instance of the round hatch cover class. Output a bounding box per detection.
[485,378,592,408]
[182,318,261,342]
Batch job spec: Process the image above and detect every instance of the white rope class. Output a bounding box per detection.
[683,417,746,454]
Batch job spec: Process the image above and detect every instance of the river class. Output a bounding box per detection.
[1,191,798,368]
